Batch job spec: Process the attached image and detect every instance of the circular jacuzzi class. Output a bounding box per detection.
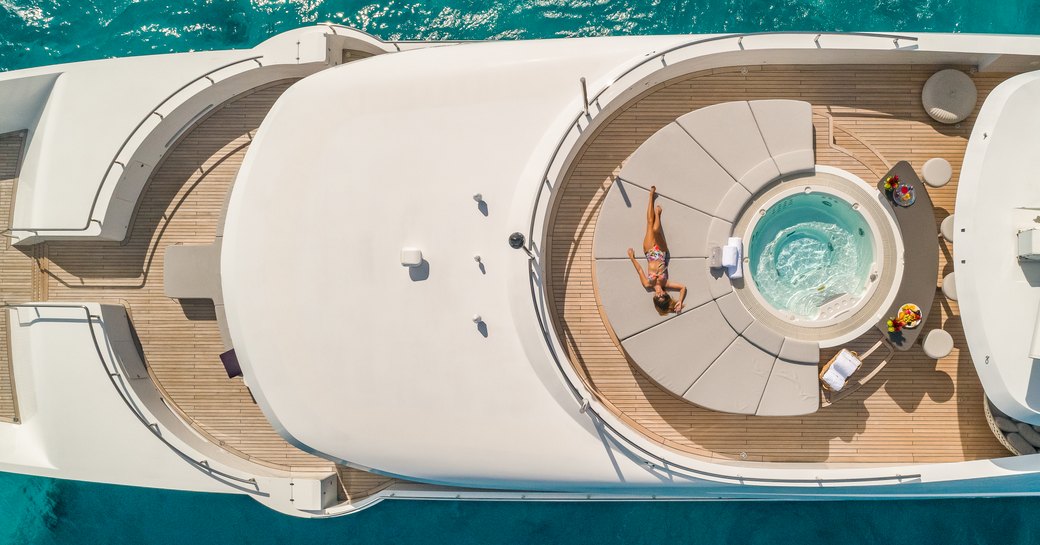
[747,191,878,325]
[734,166,903,347]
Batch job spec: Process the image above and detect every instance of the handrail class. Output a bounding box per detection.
[525,32,924,486]
[525,262,920,486]
[3,304,262,491]
[527,31,919,242]
[2,55,265,238]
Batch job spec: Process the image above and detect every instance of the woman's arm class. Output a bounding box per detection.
[666,281,687,311]
[627,248,650,288]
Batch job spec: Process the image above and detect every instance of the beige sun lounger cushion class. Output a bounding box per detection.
[749,99,815,177]
[164,242,231,349]
[714,292,754,334]
[622,300,737,395]
[593,180,713,259]
[619,122,745,219]
[164,242,222,303]
[756,356,821,416]
[684,336,775,414]
[595,257,712,340]
[677,101,781,195]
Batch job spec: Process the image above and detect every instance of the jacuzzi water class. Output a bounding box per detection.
[749,192,875,321]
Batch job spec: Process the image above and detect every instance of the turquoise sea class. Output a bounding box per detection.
[3,1,1040,543]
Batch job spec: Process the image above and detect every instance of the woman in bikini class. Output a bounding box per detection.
[627,185,687,315]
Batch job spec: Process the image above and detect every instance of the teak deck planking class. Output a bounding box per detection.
[19,83,391,499]
[546,64,1012,463]
[0,131,37,424]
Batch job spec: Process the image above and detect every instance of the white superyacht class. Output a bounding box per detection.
[1,26,1040,516]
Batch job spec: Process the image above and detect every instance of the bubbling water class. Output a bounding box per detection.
[748,193,874,321]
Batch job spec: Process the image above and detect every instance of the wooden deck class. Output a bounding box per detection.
[547,64,1013,464]
[0,131,40,424]
[31,82,392,495]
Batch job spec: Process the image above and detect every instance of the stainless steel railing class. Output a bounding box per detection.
[525,31,923,486]
[3,304,262,492]
[2,55,264,239]
[527,31,919,244]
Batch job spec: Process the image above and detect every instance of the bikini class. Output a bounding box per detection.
[645,245,668,282]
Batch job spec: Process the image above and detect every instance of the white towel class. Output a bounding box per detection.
[724,237,743,279]
[823,349,862,391]
[822,367,847,391]
[721,245,738,267]
[833,349,861,376]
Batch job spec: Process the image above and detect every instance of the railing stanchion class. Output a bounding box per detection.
[579,77,589,116]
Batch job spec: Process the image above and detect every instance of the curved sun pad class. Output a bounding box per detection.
[593,99,819,416]
[592,180,715,259]
[595,258,712,340]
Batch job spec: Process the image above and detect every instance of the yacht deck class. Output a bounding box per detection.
[1,83,391,499]
[547,64,1012,464]
[0,131,39,424]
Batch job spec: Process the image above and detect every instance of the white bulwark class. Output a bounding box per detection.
[5,26,1040,517]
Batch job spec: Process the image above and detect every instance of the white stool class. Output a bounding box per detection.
[942,271,958,301]
[922,69,978,124]
[923,158,952,187]
[923,329,954,359]
[940,215,955,242]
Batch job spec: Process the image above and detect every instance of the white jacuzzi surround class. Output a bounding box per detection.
[739,166,905,343]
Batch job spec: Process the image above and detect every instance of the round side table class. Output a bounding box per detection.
[923,329,954,359]
[923,157,952,187]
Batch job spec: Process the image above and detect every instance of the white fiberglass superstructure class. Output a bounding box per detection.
[3,26,1040,517]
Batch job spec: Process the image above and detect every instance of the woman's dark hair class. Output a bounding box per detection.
[653,293,673,316]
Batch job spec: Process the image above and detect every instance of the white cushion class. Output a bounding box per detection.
[757,357,820,416]
[593,180,713,259]
[922,157,952,187]
[622,301,737,396]
[940,214,955,242]
[677,102,781,195]
[684,337,775,414]
[619,122,744,217]
[921,70,977,124]
[922,329,955,359]
[748,99,815,177]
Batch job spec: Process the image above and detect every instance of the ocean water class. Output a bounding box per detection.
[3,1,1040,543]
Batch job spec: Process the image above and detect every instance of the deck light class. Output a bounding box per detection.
[509,232,535,259]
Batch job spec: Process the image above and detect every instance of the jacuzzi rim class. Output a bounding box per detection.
[740,173,886,330]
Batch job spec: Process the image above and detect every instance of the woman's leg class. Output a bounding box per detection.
[653,204,668,253]
[642,186,657,253]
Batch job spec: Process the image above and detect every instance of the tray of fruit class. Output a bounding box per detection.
[898,304,923,329]
[892,182,916,207]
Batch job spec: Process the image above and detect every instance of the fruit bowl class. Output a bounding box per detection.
[899,303,922,329]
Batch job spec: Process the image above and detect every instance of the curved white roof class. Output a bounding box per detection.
[220,36,700,488]
[956,70,1040,423]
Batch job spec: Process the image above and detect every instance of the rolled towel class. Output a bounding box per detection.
[725,237,743,279]
[721,245,738,267]
[822,367,847,391]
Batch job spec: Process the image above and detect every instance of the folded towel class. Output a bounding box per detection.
[822,367,847,391]
[726,261,743,279]
[721,245,738,267]
[724,237,743,279]
[833,349,861,377]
